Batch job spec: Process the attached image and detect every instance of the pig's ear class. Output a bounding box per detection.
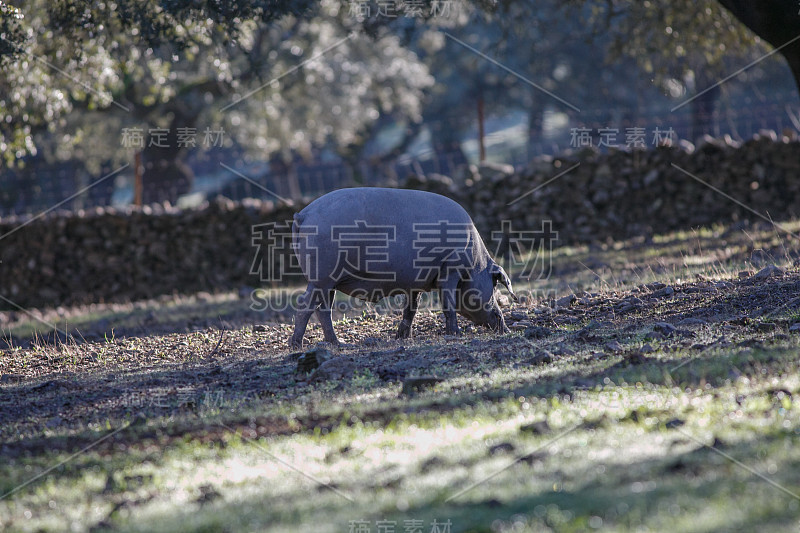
[491,263,518,302]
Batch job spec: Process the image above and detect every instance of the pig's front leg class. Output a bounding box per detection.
[396,290,421,339]
[439,280,460,336]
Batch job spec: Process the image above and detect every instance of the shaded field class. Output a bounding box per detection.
[1,219,800,532]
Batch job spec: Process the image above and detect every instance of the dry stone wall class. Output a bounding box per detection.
[0,133,798,309]
[0,199,301,309]
[414,133,800,244]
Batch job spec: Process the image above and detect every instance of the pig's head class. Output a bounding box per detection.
[458,261,518,333]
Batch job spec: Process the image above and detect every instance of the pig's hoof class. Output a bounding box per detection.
[396,322,412,339]
[288,337,303,349]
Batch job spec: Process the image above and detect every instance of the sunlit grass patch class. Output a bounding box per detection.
[3,217,800,531]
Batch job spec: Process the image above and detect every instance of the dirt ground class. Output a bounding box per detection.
[1,220,800,532]
[1,263,798,444]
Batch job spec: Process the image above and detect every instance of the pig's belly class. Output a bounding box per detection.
[333,273,436,302]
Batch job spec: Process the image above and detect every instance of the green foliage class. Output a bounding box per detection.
[567,0,771,89]
[0,0,433,170]
[46,0,317,52]
[1,0,795,173]
[0,1,24,62]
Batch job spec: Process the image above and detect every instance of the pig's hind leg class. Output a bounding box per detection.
[314,288,339,346]
[290,283,332,348]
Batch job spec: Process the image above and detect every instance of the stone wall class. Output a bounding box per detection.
[413,132,800,244]
[0,199,301,309]
[1,133,798,309]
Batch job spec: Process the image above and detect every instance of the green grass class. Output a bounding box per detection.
[3,336,800,532]
[2,354,799,532]
[2,218,800,532]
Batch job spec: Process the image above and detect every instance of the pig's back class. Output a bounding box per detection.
[294,187,472,230]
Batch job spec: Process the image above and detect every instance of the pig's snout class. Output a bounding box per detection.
[487,305,509,334]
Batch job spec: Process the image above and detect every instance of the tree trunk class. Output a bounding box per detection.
[287,162,302,200]
[267,153,303,200]
[691,84,720,141]
[477,94,486,162]
[141,112,196,206]
[716,0,800,95]
[527,105,544,158]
